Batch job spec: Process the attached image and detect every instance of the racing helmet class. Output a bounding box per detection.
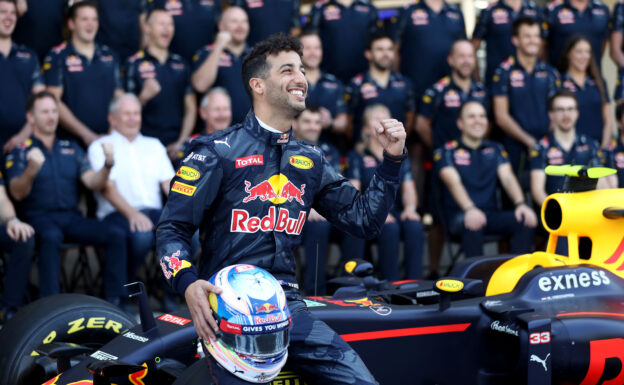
[203,264,291,383]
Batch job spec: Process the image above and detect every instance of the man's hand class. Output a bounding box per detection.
[101,142,114,164]
[308,208,326,222]
[400,208,421,222]
[140,78,162,103]
[167,141,183,160]
[26,147,45,173]
[385,213,396,224]
[129,211,154,232]
[375,119,406,157]
[214,31,232,50]
[16,0,27,16]
[6,218,34,242]
[514,203,537,228]
[464,207,487,231]
[185,280,222,341]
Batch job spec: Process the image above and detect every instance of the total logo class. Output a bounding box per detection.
[538,270,610,292]
[243,174,305,205]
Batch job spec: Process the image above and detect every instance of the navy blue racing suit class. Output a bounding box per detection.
[156,111,402,384]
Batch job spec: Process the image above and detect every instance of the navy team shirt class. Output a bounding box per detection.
[345,71,416,141]
[491,55,560,140]
[146,0,221,63]
[231,0,301,46]
[529,132,603,194]
[5,137,91,218]
[12,0,65,61]
[307,72,348,118]
[43,42,123,136]
[545,0,609,68]
[192,45,252,125]
[560,72,609,143]
[472,0,545,89]
[96,0,145,62]
[605,138,624,187]
[306,0,381,84]
[434,139,509,217]
[419,76,489,149]
[0,43,43,147]
[125,49,194,145]
[390,1,465,104]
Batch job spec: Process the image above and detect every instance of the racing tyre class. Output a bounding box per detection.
[0,294,136,385]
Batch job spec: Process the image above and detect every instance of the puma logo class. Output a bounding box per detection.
[530,353,550,372]
[214,137,230,148]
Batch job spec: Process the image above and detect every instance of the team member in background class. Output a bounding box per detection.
[125,7,196,158]
[558,35,612,148]
[345,104,425,280]
[95,0,145,62]
[44,1,123,146]
[192,6,251,125]
[390,0,466,106]
[436,100,536,260]
[157,34,406,383]
[231,0,301,46]
[471,0,544,89]
[493,17,560,183]
[605,103,624,187]
[0,0,45,152]
[305,0,381,84]
[6,91,129,307]
[12,0,64,61]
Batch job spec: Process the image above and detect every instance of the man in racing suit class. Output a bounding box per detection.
[156,33,406,384]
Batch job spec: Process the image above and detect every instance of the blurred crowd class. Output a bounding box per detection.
[2,0,624,318]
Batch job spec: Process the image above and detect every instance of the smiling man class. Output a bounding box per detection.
[156,33,407,384]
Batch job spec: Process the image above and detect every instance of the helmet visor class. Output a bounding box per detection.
[220,328,290,357]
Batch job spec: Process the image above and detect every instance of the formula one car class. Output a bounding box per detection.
[1,165,624,385]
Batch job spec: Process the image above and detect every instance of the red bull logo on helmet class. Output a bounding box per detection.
[242,174,305,206]
[256,302,278,313]
[231,207,306,235]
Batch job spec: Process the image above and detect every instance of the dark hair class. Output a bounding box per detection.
[558,34,607,105]
[241,33,303,101]
[144,7,169,23]
[299,29,320,40]
[616,103,624,122]
[511,16,540,37]
[548,89,578,111]
[26,91,58,112]
[295,102,321,119]
[458,100,487,118]
[67,0,97,20]
[366,30,393,51]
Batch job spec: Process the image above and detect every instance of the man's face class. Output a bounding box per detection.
[301,34,322,69]
[220,7,249,44]
[0,1,17,39]
[147,11,174,50]
[262,50,307,116]
[458,102,488,141]
[549,96,578,133]
[293,110,322,142]
[202,92,232,132]
[449,41,475,80]
[513,24,541,57]
[366,38,394,71]
[69,6,99,43]
[29,97,59,136]
[111,97,142,139]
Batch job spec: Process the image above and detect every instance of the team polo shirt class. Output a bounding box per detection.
[318,139,342,172]
[306,0,381,84]
[492,55,560,139]
[605,138,624,187]
[5,137,90,217]
[0,43,43,146]
[88,130,175,219]
[146,0,220,63]
[560,72,609,143]
[345,148,412,210]
[43,42,123,136]
[345,71,416,141]
[419,76,489,149]
[545,0,609,68]
[192,45,252,124]
[125,50,194,145]
[473,0,545,89]
[434,139,509,216]
[96,0,144,62]
[231,0,301,45]
[390,1,466,101]
[307,72,348,118]
[611,1,624,55]
[529,132,603,194]
[12,0,65,60]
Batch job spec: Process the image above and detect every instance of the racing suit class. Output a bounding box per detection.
[156,111,402,384]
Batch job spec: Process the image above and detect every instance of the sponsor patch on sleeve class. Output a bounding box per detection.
[171,181,197,196]
[176,166,201,181]
[289,155,314,169]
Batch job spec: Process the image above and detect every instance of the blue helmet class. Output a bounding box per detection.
[204,264,291,383]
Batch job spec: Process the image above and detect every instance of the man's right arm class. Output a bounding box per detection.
[493,95,536,149]
[9,147,44,201]
[191,33,230,93]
